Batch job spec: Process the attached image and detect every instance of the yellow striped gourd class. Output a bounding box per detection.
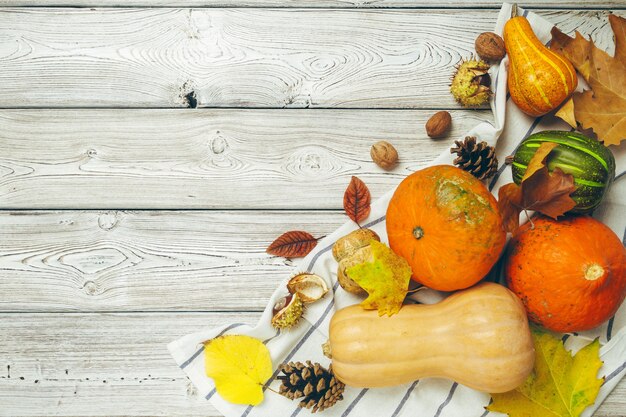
[504,12,577,116]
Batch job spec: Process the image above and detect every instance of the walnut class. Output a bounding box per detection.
[425,111,452,138]
[370,141,398,170]
[475,32,506,62]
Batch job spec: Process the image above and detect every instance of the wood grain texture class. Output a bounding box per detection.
[0,9,620,108]
[2,0,625,7]
[0,313,623,417]
[2,0,626,9]
[0,313,257,416]
[0,109,486,209]
[0,210,346,311]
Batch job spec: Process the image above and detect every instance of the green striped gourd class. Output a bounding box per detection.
[511,131,616,214]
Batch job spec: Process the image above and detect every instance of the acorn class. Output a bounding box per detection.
[450,59,492,107]
[272,293,305,329]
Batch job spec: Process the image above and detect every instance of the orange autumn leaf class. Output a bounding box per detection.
[343,176,371,225]
[551,15,626,145]
[498,142,577,233]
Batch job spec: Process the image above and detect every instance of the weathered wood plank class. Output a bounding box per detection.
[0,210,346,311]
[2,0,625,7]
[0,109,486,209]
[0,312,258,416]
[0,313,623,416]
[0,9,620,108]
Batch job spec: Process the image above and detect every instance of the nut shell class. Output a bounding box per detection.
[332,228,380,262]
[287,273,329,303]
[425,111,452,138]
[370,141,399,170]
[337,246,372,296]
[475,32,506,62]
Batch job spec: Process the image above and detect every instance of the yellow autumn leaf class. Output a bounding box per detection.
[204,335,272,406]
[346,239,412,316]
[488,328,604,417]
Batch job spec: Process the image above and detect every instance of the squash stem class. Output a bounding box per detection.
[322,340,332,359]
[413,226,424,240]
[511,3,518,18]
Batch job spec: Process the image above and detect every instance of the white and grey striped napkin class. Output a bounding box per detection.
[169,4,626,416]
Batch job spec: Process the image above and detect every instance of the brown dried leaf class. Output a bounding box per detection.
[266,231,318,258]
[551,15,626,145]
[555,98,576,128]
[498,182,525,234]
[522,166,577,218]
[343,176,371,225]
[522,142,559,181]
[498,142,577,233]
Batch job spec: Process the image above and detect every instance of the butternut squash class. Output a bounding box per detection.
[504,7,577,116]
[328,282,534,393]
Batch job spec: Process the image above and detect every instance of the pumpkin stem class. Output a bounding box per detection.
[511,3,518,18]
[413,226,424,240]
[585,264,604,281]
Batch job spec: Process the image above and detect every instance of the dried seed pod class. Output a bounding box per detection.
[272,293,305,329]
[370,141,398,170]
[450,59,492,107]
[287,273,329,303]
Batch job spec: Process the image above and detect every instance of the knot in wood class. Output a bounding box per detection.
[210,135,228,154]
[303,153,321,170]
[98,212,119,230]
[82,280,98,296]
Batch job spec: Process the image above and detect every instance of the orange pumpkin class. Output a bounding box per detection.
[505,215,626,333]
[504,13,577,116]
[386,165,506,291]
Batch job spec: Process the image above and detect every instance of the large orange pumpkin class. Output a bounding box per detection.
[505,215,626,333]
[386,165,506,291]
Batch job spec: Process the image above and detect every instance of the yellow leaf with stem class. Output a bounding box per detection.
[488,328,603,417]
[204,335,272,406]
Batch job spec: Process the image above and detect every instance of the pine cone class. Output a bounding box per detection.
[277,361,345,413]
[450,136,498,180]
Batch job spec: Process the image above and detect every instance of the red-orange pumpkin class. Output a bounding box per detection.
[505,215,626,332]
[386,165,506,291]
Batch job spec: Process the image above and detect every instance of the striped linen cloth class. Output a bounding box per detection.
[169,4,626,416]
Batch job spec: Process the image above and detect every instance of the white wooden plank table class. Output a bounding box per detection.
[0,2,624,416]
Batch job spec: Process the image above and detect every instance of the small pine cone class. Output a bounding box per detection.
[277,361,345,413]
[450,136,498,180]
